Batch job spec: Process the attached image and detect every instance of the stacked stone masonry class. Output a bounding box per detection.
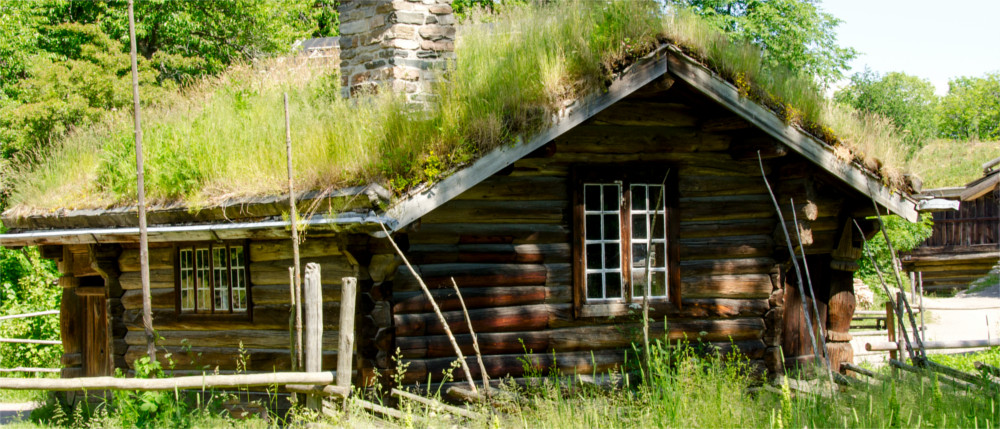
[338,0,456,101]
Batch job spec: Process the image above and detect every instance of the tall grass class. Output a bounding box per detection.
[909,139,1000,188]
[9,1,916,213]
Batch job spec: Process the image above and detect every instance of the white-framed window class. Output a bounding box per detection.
[574,166,678,317]
[177,243,249,314]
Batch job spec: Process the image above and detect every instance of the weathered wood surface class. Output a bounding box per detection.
[396,319,765,358]
[555,126,730,153]
[0,371,337,391]
[248,239,345,262]
[252,260,355,285]
[681,274,773,299]
[124,330,340,349]
[421,200,566,225]
[123,302,340,331]
[124,345,337,371]
[393,286,570,314]
[405,243,570,264]
[394,304,570,337]
[394,263,567,291]
[407,223,570,245]
[336,277,357,390]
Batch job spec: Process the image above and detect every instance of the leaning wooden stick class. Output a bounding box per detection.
[641,169,670,374]
[869,197,927,360]
[379,222,477,393]
[758,153,821,364]
[789,198,835,394]
[452,278,489,395]
[284,93,304,370]
[853,220,916,361]
[288,267,297,372]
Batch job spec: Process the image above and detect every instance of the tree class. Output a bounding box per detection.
[835,69,939,155]
[938,73,1000,141]
[672,0,856,86]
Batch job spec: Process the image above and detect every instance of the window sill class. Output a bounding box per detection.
[578,300,671,318]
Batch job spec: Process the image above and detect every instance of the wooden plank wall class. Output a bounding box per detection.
[117,238,358,375]
[926,193,998,247]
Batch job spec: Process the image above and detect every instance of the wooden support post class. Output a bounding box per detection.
[337,277,357,392]
[304,263,323,410]
[887,301,896,361]
[288,267,297,372]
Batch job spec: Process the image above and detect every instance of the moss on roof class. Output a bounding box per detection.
[6,2,911,219]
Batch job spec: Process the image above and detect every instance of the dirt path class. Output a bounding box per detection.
[853,281,1000,364]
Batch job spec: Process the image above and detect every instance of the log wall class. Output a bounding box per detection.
[390,80,861,384]
[116,238,358,374]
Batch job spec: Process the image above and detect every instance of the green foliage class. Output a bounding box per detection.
[856,214,934,298]
[938,73,1000,141]
[672,0,857,87]
[835,69,939,156]
[0,241,61,373]
[908,139,999,188]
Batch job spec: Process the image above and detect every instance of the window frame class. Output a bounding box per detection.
[173,240,253,321]
[571,165,680,318]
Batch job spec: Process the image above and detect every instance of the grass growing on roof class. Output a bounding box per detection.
[909,139,1000,188]
[9,1,915,213]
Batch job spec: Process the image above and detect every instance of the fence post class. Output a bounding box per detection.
[337,277,357,394]
[303,263,323,410]
[886,301,896,361]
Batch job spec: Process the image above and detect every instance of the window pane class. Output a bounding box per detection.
[604,243,620,269]
[651,271,667,297]
[632,243,647,267]
[632,214,646,240]
[195,248,211,311]
[652,242,666,267]
[603,214,619,240]
[631,185,646,210]
[605,273,622,298]
[230,247,247,312]
[584,184,600,211]
[602,185,619,211]
[180,249,194,311]
[213,248,230,311]
[587,273,603,299]
[631,270,645,298]
[586,244,602,269]
[585,214,601,240]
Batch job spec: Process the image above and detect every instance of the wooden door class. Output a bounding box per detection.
[77,280,112,377]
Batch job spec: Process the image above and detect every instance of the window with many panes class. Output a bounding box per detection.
[176,242,249,315]
[573,166,679,317]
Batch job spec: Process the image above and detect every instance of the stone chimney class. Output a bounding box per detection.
[338,0,456,102]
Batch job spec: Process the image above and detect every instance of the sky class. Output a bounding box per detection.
[823,0,1000,95]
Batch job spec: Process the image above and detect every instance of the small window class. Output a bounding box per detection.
[573,166,679,318]
[176,243,249,315]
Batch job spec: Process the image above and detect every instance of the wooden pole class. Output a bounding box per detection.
[790,198,835,395]
[451,278,489,394]
[886,301,897,361]
[304,263,323,410]
[288,267,297,372]
[127,0,155,363]
[642,170,669,376]
[0,371,336,391]
[758,153,821,364]
[854,220,915,361]
[378,222,478,393]
[284,93,303,370]
[391,388,482,420]
[870,199,926,359]
[336,277,357,392]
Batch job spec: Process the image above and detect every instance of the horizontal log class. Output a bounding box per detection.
[556,126,730,153]
[125,345,337,371]
[866,338,1000,351]
[421,200,566,224]
[399,340,765,383]
[397,318,765,358]
[0,371,337,391]
[124,329,339,349]
[405,243,571,265]
[911,263,998,273]
[286,384,349,398]
[700,116,752,132]
[394,263,554,291]
[590,102,698,127]
[122,288,174,309]
[123,302,340,331]
[407,223,570,245]
[679,258,775,276]
[248,239,344,262]
[679,196,774,221]
[682,274,773,299]
[679,236,774,260]
[679,175,767,197]
[680,219,775,238]
[251,259,355,285]
[393,286,570,314]
[120,270,174,290]
[252,284,340,305]
[120,248,174,272]
[394,304,570,337]
[453,176,567,201]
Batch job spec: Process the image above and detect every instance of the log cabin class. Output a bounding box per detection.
[0,1,923,395]
[903,162,1000,294]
